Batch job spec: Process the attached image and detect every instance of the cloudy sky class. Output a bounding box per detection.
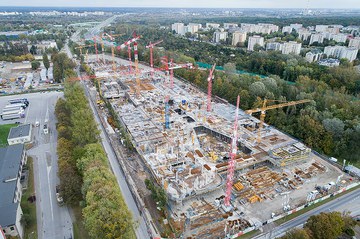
[1,0,359,8]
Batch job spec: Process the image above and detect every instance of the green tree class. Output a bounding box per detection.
[43,53,50,77]
[278,228,310,239]
[304,212,345,239]
[31,60,40,70]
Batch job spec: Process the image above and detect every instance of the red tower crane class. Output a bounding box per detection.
[146,40,163,78]
[207,64,216,112]
[224,95,240,207]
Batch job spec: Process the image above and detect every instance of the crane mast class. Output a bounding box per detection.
[224,95,240,207]
[207,64,216,112]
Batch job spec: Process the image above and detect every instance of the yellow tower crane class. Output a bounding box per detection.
[101,33,125,71]
[245,99,311,144]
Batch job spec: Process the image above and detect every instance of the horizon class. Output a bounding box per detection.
[1,0,360,9]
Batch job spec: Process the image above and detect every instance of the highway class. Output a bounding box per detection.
[254,187,360,239]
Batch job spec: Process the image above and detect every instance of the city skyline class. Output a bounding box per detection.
[1,0,360,9]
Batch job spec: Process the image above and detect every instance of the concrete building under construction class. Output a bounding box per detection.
[85,54,349,238]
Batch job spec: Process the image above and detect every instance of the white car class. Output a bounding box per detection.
[35,121,40,127]
[56,185,64,205]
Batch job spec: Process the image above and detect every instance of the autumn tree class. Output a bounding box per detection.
[304,212,345,239]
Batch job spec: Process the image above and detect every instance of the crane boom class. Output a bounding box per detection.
[245,99,311,115]
[245,99,311,144]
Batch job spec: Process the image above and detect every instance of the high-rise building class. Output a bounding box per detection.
[224,23,238,29]
[305,50,323,62]
[241,23,279,34]
[290,23,303,31]
[324,46,358,62]
[213,31,228,43]
[206,23,220,29]
[187,23,201,34]
[282,26,293,34]
[247,35,264,51]
[310,33,325,45]
[298,29,311,41]
[232,31,247,46]
[282,41,302,55]
[330,33,348,43]
[349,37,360,49]
[172,23,185,35]
[266,42,282,51]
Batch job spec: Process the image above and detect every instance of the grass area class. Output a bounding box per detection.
[276,184,360,225]
[0,123,16,146]
[21,157,38,239]
[236,229,260,239]
[72,205,89,239]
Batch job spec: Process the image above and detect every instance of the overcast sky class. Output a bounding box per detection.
[1,0,359,9]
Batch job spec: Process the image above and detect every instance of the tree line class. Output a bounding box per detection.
[280,211,357,239]
[174,67,360,164]
[55,56,135,238]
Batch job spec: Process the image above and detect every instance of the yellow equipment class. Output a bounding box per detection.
[245,99,311,144]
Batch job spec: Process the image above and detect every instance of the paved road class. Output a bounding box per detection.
[0,93,73,239]
[79,73,150,239]
[254,188,360,239]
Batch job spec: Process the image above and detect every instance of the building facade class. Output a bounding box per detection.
[232,31,247,46]
[310,33,325,45]
[282,41,302,55]
[247,36,265,51]
[324,46,359,62]
[171,23,185,35]
[213,31,228,43]
[349,37,360,49]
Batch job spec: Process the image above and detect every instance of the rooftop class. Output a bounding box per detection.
[0,144,24,227]
[7,124,31,140]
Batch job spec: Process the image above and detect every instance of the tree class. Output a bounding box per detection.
[43,53,50,77]
[29,45,37,55]
[31,61,40,70]
[278,228,310,239]
[304,212,344,239]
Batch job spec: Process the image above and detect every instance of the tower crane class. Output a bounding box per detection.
[101,33,125,71]
[207,64,216,112]
[245,99,311,144]
[224,95,240,207]
[74,44,95,57]
[146,40,163,78]
[93,37,99,63]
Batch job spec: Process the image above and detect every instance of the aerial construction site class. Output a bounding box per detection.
[79,34,353,238]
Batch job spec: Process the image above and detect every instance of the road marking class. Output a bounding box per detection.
[46,157,55,221]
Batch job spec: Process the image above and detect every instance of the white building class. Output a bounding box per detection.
[349,37,360,49]
[282,26,293,34]
[310,33,325,45]
[232,31,247,46]
[324,46,359,62]
[266,42,282,51]
[7,124,32,145]
[298,29,312,41]
[171,23,185,35]
[224,23,238,29]
[248,35,264,51]
[206,23,220,29]
[315,25,329,33]
[241,23,279,34]
[0,144,26,239]
[187,23,201,34]
[213,31,228,43]
[282,41,302,55]
[330,33,348,43]
[305,50,323,62]
[290,23,303,31]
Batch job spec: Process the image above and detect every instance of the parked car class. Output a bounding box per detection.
[56,185,64,205]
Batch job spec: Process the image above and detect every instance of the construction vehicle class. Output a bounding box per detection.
[245,99,311,144]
